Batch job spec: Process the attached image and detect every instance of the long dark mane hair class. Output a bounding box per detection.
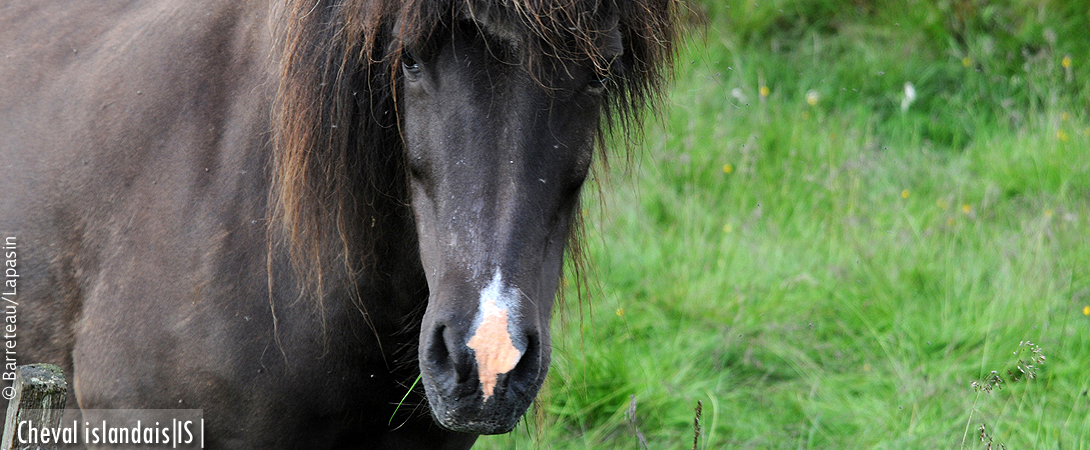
[270,0,679,300]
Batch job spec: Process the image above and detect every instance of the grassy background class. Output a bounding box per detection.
[479,0,1090,448]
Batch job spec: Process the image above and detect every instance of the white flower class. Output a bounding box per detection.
[901,82,917,112]
[730,87,747,103]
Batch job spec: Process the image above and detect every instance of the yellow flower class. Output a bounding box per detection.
[616,307,625,317]
[759,85,770,97]
[901,190,910,199]
[1062,55,1072,69]
[962,56,972,67]
[1044,208,1054,218]
[806,90,820,106]
[962,204,972,214]
[1083,305,1089,316]
[723,224,733,234]
[722,163,734,174]
[1057,130,1069,142]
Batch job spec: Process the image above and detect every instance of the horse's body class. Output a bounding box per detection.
[0,1,674,448]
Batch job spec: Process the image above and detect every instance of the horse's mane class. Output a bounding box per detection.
[270,0,679,298]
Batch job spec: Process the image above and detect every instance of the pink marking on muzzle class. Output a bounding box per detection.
[465,272,523,401]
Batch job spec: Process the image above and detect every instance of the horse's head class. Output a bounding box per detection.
[274,0,673,436]
[400,8,621,434]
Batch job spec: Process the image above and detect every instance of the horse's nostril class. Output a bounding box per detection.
[426,324,477,384]
[510,332,539,384]
[427,325,451,373]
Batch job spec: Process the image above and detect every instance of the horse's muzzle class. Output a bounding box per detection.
[419,303,548,435]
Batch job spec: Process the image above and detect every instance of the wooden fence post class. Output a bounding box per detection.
[1,364,68,450]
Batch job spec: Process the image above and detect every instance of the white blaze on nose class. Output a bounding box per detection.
[466,271,523,402]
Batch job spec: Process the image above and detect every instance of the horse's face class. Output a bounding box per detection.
[401,20,616,434]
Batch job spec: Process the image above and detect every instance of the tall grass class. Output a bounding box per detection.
[478,1,1090,448]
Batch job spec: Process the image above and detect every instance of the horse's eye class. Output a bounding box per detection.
[586,76,607,95]
[402,52,421,77]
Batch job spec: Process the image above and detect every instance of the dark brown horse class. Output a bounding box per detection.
[0,0,676,448]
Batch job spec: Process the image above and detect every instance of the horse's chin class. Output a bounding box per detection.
[423,373,540,435]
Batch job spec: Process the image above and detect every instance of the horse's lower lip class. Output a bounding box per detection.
[436,415,520,435]
[429,400,523,435]
[422,370,538,435]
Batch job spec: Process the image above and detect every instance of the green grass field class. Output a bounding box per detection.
[479,1,1090,448]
